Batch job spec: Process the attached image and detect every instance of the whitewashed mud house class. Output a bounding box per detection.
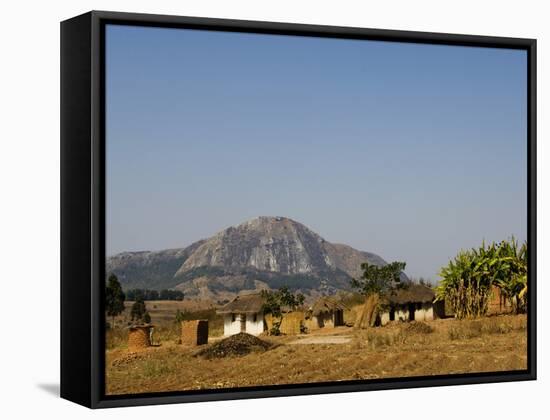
[306,296,347,330]
[217,294,266,336]
[379,284,436,325]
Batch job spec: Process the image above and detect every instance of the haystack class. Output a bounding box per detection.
[354,294,380,329]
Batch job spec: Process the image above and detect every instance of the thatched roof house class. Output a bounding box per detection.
[383,284,435,305]
[217,293,265,315]
[311,296,348,316]
[379,284,436,325]
[217,294,266,336]
[307,296,348,329]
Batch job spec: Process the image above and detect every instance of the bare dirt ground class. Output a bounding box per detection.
[290,335,352,344]
[105,314,527,395]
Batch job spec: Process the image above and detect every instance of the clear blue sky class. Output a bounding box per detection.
[106,24,527,281]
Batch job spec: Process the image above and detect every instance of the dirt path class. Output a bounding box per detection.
[289,335,352,344]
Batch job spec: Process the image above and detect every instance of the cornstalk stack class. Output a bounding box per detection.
[354,294,380,329]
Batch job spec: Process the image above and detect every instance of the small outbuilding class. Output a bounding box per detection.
[217,294,266,336]
[379,284,436,325]
[306,296,347,330]
[181,319,209,346]
[127,324,154,350]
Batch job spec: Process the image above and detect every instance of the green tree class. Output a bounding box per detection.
[175,309,185,323]
[350,261,406,328]
[105,274,125,326]
[351,261,406,296]
[130,296,147,323]
[143,311,151,324]
[261,287,305,335]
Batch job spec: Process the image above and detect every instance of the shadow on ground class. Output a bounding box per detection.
[37,383,60,397]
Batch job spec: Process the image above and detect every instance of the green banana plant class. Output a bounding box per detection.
[436,238,528,318]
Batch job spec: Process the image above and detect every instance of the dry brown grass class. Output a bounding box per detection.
[109,299,218,326]
[106,300,224,350]
[105,314,527,395]
[447,315,526,340]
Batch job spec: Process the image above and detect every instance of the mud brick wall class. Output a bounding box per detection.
[181,320,209,346]
[128,326,151,350]
[304,317,320,331]
[488,286,513,315]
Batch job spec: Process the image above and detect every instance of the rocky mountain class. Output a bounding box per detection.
[105,240,206,290]
[106,216,406,299]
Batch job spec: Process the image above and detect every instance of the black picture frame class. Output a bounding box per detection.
[61,10,537,409]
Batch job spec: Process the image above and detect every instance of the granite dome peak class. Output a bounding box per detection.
[106,216,406,299]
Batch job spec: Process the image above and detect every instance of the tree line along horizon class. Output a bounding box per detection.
[105,237,528,330]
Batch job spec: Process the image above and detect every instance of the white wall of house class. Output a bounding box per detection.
[415,307,426,321]
[425,304,434,320]
[379,307,409,325]
[380,311,390,325]
[395,307,409,321]
[245,311,265,335]
[223,312,265,336]
[314,312,334,328]
[412,304,434,321]
[380,303,434,325]
[223,314,241,336]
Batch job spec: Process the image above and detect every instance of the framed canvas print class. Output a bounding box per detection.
[60,11,536,408]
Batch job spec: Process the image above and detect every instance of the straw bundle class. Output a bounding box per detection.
[265,311,304,335]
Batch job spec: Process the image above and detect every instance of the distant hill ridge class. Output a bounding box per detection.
[106,216,407,299]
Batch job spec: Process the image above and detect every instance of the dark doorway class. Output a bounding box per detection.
[389,308,395,321]
[408,303,416,321]
[240,314,246,332]
[334,310,344,326]
[318,316,325,328]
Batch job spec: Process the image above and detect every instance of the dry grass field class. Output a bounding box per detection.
[111,299,219,324]
[105,311,527,395]
[106,300,224,350]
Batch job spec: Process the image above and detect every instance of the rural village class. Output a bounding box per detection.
[105,236,528,395]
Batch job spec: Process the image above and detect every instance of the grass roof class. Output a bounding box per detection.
[216,293,265,314]
[311,296,348,316]
[383,284,435,305]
